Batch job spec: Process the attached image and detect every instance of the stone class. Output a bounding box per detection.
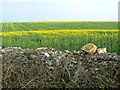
[44,52,50,57]
[1,47,120,88]
[97,48,107,54]
[81,43,97,55]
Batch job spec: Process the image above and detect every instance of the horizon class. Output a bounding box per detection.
[0,20,118,23]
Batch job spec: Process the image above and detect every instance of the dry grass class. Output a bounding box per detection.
[1,47,120,89]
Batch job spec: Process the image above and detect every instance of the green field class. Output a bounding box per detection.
[1,22,118,31]
[0,22,119,54]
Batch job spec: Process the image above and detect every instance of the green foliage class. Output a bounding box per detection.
[1,22,118,32]
[1,22,119,54]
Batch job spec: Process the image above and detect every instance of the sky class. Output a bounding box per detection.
[0,0,119,22]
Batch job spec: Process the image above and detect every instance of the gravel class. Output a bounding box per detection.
[1,47,120,88]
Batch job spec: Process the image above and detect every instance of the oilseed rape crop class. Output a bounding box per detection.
[0,22,119,54]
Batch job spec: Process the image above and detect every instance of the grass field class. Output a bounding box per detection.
[1,22,118,31]
[0,22,119,54]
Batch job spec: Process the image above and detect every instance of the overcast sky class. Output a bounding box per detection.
[0,0,119,22]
